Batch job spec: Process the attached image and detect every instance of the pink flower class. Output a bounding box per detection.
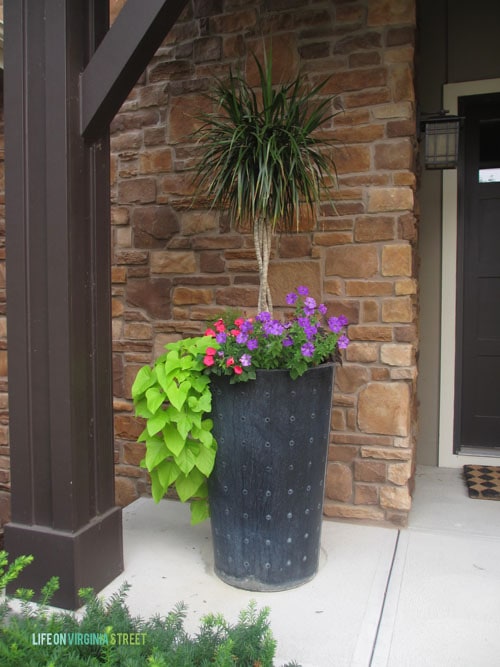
[226,357,235,367]
[204,327,216,337]
[203,355,215,366]
[233,365,243,375]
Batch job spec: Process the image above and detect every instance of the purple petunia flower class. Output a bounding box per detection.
[240,319,254,334]
[247,338,259,350]
[301,342,315,357]
[236,332,248,344]
[297,285,309,296]
[304,296,317,315]
[263,320,285,336]
[256,311,271,323]
[215,331,227,344]
[286,292,298,306]
[337,334,349,349]
[318,303,327,315]
[239,353,252,367]
[327,316,342,333]
[282,336,293,347]
[338,315,348,327]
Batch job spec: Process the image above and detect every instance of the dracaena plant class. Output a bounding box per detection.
[192,52,340,313]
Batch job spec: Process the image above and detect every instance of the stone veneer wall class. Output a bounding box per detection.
[0,0,418,527]
[110,0,418,526]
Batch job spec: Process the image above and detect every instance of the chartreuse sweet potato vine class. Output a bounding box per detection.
[131,336,218,525]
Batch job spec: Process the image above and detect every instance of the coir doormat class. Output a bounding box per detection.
[463,465,500,500]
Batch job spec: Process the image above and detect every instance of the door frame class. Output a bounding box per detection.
[439,78,500,467]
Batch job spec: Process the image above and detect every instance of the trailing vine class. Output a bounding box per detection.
[131,336,217,525]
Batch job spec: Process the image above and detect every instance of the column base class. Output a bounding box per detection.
[4,506,123,610]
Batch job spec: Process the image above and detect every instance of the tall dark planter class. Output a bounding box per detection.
[208,363,335,591]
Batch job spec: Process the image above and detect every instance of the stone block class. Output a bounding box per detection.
[123,442,146,467]
[354,485,379,505]
[358,382,410,436]
[193,36,222,63]
[382,243,412,276]
[139,149,173,174]
[268,261,321,305]
[173,287,212,305]
[124,322,152,341]
[372,102,412,119]
[346,342,378,363]
[215,286,258,308]
[323,502,385,522]
[332,407,346,431]
[380,485,412,511]
[368,0,415,26]
[117,178,156,204]
[335,144,371,174]
[346,280,393,297]
[324,67,387,95]
[325,245,378,278]
[374,140,412,170]
[390,64,415,103]
[180,210,218,236]
[132,206,180,249]
[211,10,257,33]
[279,234,312,258]
[111,298,124,317]
[343,89,391,110]
[314,232,353,246]
[115,477,139,507]
[151,251,197,274]
[114,415,144,440]
[387,461,412,485]
[361,300,379,322]
[126,278,172,319]
[335,365,370,393]
[395,278,416,295]
[158,173,197,200]
[328,445,359,463]
[334,31,382,54]
[354,216,395,242]
[394,324,417,343]
[354,460,387,483]
[326,463,353,502]
[368,187,413,212]
[381,343,413,366]
[360,445,413,461]
[348,325,393,342]
[382,296,413,323]
[200,251,225,273]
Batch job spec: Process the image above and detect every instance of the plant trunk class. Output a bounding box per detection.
[254,218,273,313]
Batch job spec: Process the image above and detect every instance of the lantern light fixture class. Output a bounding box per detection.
[420,110,464,170]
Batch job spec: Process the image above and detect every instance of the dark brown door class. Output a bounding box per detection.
[455,93,500,451]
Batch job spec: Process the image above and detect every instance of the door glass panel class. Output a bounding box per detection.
[479,119,500,181]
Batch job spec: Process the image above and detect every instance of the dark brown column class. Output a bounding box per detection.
[2,0,120,610]
[4,0,188,610]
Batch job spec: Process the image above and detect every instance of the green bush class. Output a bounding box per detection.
[0,551,301,666]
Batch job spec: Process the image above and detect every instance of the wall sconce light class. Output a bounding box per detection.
[420,111,464,169]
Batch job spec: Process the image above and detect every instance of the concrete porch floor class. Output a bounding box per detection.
[101,465,500,666]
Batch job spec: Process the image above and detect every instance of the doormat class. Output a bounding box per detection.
[463,465,500,500]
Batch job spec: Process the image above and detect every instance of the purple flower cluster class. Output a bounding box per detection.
[204,285,349,381]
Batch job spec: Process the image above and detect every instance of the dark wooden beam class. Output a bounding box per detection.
[81,0,189,141]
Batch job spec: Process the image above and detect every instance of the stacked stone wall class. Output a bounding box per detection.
[111,0,418,525]
[0,0,418,527]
